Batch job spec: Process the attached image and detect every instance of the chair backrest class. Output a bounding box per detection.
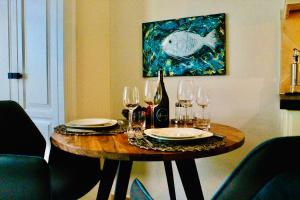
[0,154,51,200]
[0,101,46,157]
[0,102,100,200]
[212,136,300,200]
[130,178,154,200]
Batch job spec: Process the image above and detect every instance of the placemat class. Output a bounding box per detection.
[54,122,126,136]
[128,135,225,152]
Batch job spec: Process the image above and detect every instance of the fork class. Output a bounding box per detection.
[134,131,154,147]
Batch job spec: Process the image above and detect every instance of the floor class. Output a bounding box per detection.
[80,182,130,200]
[80,182,98,200]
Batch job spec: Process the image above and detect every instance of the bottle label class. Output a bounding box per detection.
[156,108,169,122]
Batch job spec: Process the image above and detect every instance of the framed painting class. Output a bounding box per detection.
[142,13,226,77]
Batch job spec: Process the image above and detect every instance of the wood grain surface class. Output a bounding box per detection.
[51,123,245,161]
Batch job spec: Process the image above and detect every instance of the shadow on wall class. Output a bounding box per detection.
[241,78,281,154]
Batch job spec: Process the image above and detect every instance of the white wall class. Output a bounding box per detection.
[109,0,283,199]
[75,0,111,119]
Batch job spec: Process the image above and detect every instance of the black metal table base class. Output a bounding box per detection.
[96,159,119,200]
[164,161,176,200]
[176,159,204,200]
[114,161,133,200]
[96,159,203,200]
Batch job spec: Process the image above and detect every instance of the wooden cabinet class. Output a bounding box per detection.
[280,11,300,93]
[281,110,300,136]
[280,2,300,136]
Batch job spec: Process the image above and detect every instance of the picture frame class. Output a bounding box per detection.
[142,13,226,77]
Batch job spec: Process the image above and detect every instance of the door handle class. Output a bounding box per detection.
[8,73,23,79]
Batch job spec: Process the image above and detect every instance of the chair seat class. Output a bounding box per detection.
[0,154,50,200]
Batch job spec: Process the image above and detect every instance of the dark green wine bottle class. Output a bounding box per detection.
[154,69,169,128]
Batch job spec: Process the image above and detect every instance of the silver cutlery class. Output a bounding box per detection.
[193,127,225,139]
[134,131,154,147]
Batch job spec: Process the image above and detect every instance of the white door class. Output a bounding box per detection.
[0,0,64,153]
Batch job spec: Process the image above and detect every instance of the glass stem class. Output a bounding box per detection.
[151,106,155,128]
[184,106,188,127]
[128,109,133,131]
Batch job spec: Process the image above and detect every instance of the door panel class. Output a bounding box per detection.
[9,0,21,102]
[0,0,10,100]
[32,119,52,146]
[32,118,52,160]
[22,0,60,143]
[23,0,49,105]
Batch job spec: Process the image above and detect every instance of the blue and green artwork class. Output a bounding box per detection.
[142,13,226,77]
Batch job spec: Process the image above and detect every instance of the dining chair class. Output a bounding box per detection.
[130,137,300,200]
[212,136,300,200]
[0,154,50,200]
[130,178,154,200]
[0,100,101,199]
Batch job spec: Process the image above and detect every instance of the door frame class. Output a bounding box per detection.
[57,0,65,124]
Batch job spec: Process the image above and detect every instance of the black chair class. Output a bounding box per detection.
[0,154,51,200]
[130,178,153,200]
[212,136,300,200]
[131,137,300,200]
[0,100,101,199]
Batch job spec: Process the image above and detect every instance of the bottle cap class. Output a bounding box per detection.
[293,48,299,63]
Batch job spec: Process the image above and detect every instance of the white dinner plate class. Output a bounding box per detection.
[65,118,118,128]
[144,128,213,141]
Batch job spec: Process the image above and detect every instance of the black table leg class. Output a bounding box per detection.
[97,159,119,200]
[164,161,176,200]
[175,159,204,200]
[114,161,133,200]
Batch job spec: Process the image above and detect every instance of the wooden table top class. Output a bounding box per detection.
[51,123,245,161]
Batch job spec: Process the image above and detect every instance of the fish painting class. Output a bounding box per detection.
[161,30,217,58]
[142,13,226,77]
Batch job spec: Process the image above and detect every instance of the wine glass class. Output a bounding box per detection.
[144,80,162,128]
[177,80,194,126]
[196,86,210,121]
[123,86,140,133]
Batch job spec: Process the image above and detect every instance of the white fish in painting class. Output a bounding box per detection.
[161,30,217,58]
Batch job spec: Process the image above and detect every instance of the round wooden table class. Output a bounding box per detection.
[51,123,244,200]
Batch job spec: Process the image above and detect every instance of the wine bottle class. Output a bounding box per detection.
[154,69,169,128]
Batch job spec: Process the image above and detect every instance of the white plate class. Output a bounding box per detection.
[144,128,213,141]
[65,118,118,128]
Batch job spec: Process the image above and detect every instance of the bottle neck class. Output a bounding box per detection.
[293,48,299,63]
[158,70,167,96]
[158,69,164,83]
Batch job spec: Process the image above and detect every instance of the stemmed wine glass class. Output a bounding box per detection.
[177,80,194,126]
[144,80,162,128]
[123,86,140,133]
[196,86,210,120]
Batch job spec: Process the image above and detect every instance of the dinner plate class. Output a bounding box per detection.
[144,128,213,141]
[65,118,118,128]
